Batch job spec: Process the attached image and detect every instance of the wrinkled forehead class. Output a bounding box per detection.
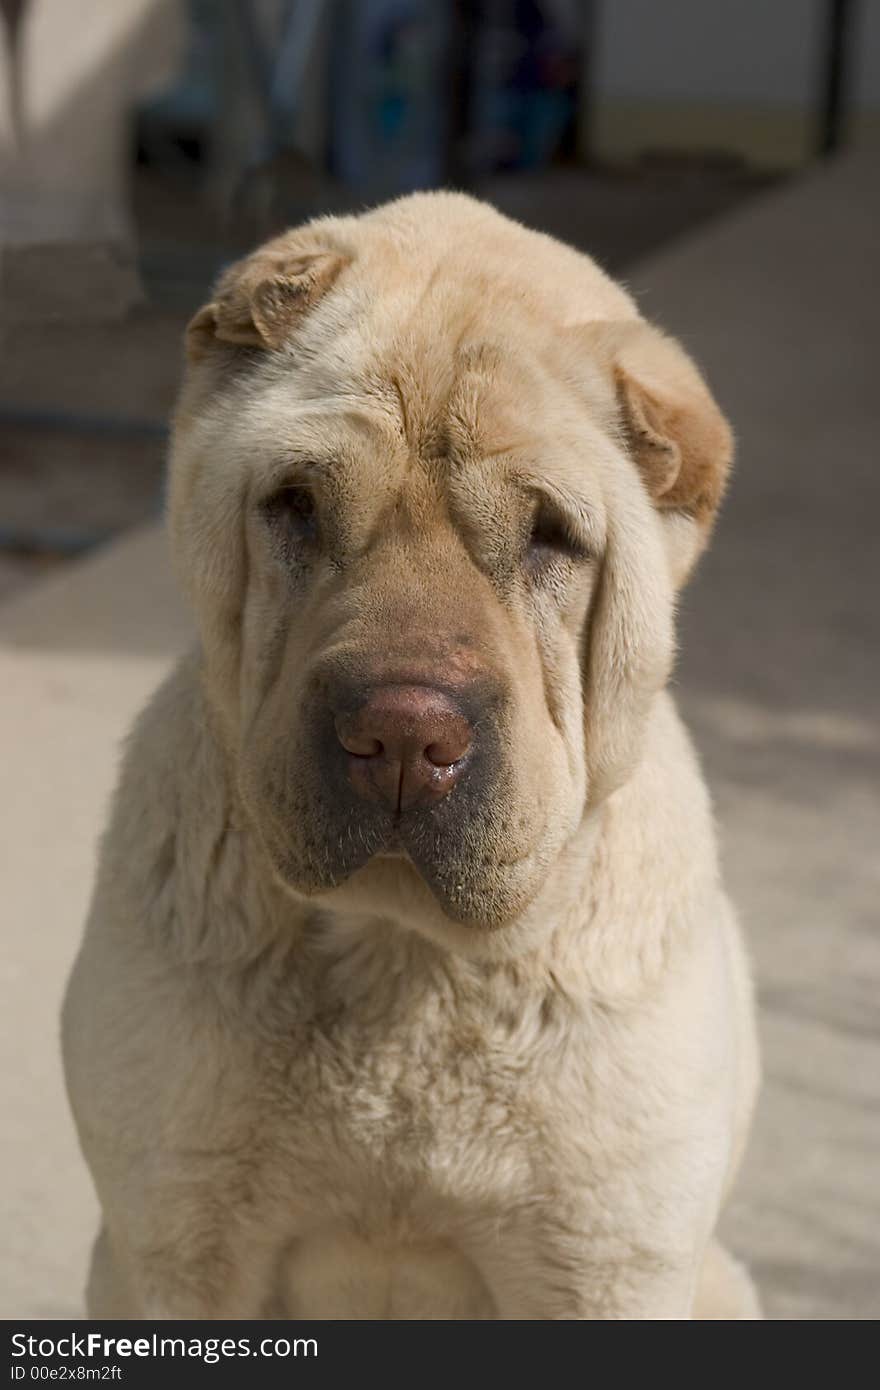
[223,296,619,509]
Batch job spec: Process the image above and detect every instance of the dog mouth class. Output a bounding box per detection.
[258,792,544,928]
[375,829,408,859]
[250,709,536,922]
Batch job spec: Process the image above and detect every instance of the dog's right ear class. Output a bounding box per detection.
[186,241,348,359]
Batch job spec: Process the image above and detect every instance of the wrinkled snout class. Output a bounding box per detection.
[334,685,474,814]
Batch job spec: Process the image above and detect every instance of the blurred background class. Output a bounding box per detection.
[1,0,878,1320]
[1,0,877,582]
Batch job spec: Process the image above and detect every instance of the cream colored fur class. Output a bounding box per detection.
[63,192,760,1320]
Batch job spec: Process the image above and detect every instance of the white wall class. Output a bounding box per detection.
[595,0,880,110]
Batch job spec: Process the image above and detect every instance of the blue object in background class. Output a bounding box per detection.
[329,0,580,195]
[329,0,453,196]
[468,0,580,174]
[135,0,583,200]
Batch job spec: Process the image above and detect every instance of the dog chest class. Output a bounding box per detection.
[254,937,578,1221]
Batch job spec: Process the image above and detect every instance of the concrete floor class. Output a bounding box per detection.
[631,151,880,1319]
[1,150,877,1320]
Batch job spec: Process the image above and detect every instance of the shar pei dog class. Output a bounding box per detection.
[63,192,761,1320]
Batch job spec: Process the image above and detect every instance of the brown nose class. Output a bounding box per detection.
[334,685,473,813]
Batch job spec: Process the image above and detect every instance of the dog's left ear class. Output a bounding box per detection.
[588,319,733,585]
[577,318,732,803]
[186,241,348,359]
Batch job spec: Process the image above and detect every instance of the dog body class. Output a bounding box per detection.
[63,193,760,1319]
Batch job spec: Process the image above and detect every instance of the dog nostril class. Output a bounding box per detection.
[424,734,471,767]
[335,724,383,758]
[333,685,474,811]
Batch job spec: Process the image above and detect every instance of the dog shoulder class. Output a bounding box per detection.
[86,652,221,942]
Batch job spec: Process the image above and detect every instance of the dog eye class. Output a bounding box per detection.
[526,506,591,568]
[264,486,319,545]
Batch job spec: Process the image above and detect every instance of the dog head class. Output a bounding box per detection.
[170,193,731,931]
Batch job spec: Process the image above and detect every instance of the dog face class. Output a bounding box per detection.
[170,194,731,930]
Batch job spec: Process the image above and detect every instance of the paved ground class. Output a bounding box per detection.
[1,150,877,1320]
[625,152,880,1320]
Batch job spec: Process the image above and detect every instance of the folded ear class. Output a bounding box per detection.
[186,240,348,359]
[576,318,730,801]
[588,319,733,585]
[583,463,676,804]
